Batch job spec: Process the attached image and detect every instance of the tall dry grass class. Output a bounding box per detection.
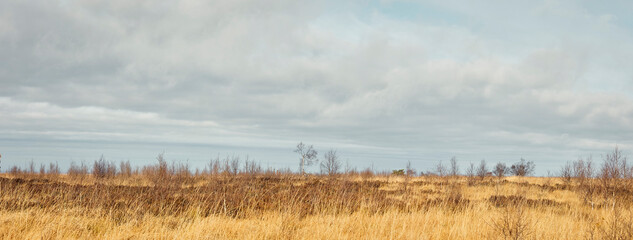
[1,150,633,239]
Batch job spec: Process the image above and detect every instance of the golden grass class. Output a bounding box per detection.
[1,172,632,239]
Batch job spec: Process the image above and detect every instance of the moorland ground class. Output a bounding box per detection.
[1,155,633,240]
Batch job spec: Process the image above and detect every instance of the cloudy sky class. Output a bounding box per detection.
[1,0,633,174]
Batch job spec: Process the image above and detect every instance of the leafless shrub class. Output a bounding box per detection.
[7,161,28,177]
[68,161,89,179]
[435,160,447,177]
[580,177,598,209]
[48,162,60,177]
[119,161,132,178]
[356,167,372,181]
[9,165,22,175]
[560,156,595,186]
[171,161,191,183]
[243,156,262,176]
[157,152,168,179]
[263,166,277,176]
[441,181,466,210]
[28,161,35,174]
[510,158,535,177]
[494,162,508,179]
[230,155,240,175]
[208,155,221,175]
[477,159,488,180]
[560,156,597,206]
[169,161,193,185]
[573,156,594,186]
[560,161,573,185]
[221,156,231,175]
[142,153,170,186]
[93,155,116,179]
[599,146,629,192]
[466,162,476,185]
[449,156,459,177]
[488,197,534,240]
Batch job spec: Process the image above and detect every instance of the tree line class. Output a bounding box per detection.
[2,142,629,180]
[294,141,536,177]
[294,142,633,182]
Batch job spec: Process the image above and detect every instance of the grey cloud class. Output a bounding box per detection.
[1,0,633,172]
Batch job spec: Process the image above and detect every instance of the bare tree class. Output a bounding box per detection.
[600,146,628,179]
[294,142,318,175]
[493,162,508,178]
[449,156,459,176]
[320,149,341,176]
[510,158,535,177]
[476,159,488,179]
[600,146,629,189]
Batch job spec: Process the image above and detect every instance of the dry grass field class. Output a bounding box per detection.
[1,154,633,239]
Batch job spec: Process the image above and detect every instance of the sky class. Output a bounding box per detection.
[1,0,633,175]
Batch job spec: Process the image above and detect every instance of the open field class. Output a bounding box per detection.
[1,159,633,240]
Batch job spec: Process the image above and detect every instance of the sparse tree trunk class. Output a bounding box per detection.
[300,156,305,175]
